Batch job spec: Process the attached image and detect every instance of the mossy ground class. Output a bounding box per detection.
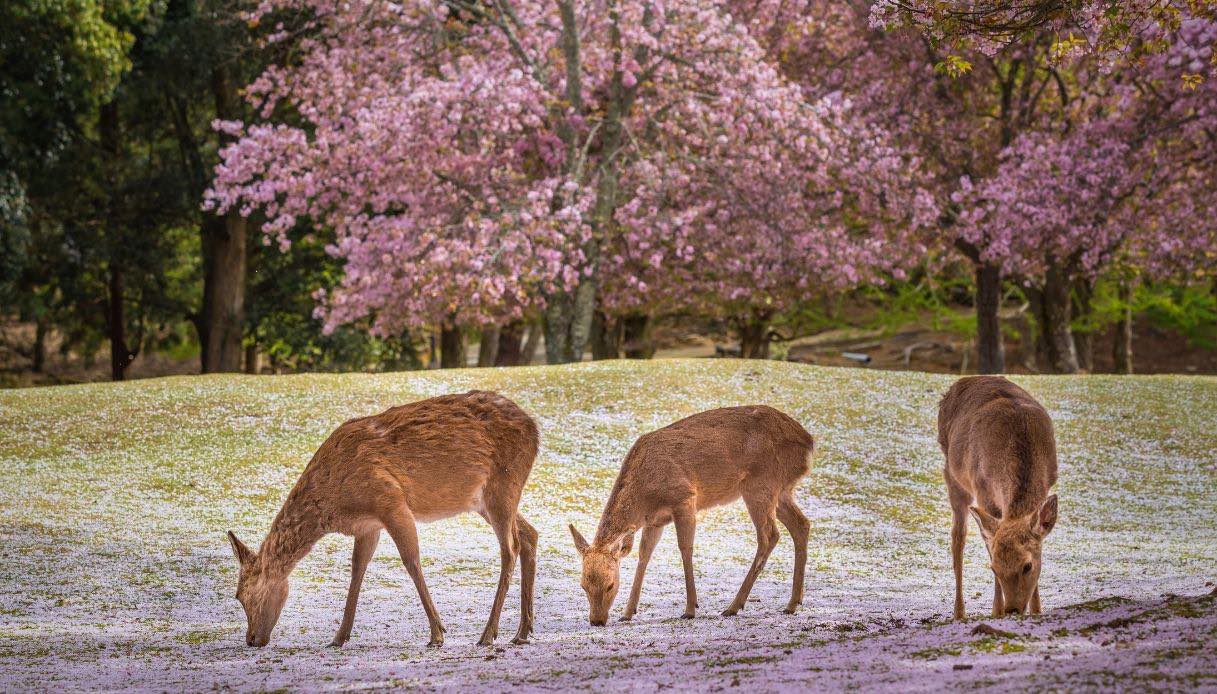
[0,360,1214,690]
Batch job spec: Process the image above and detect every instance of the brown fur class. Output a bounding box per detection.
[227,390,539,647]
[570,406,814,624]
[938,376,1060,620]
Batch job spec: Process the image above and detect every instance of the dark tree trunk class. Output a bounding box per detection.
[621,313,655,359]
[590,310,621,360]
[495,320,525,366]
[1040,261,1079,374]
[32,317,48,373]
[737,312,772,359]
[521,319,542,366]
[107,263,136,381]
[440,324,466,368]
[1072,277,1095,372]
[477,324,500,367]
[199,66,248,373]
[1113,280,1134,374]
[974,262,1005,374]
[244,342,260,375]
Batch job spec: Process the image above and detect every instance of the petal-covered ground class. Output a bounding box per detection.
[0,360,1214,691]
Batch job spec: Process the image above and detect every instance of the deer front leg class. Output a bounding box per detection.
[511,514,538,644]
[478,512,519,646]
[991,572,1004,618]
[384,508,446,647]
[331,529,380,646]
[950,506,967,620]
[673,505,698,619]
[724,495,779,617]
[622,525,663,621]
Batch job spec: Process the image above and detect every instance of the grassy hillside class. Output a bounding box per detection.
[1,360,1214,689]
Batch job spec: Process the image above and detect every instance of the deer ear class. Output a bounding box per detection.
[569,524,590,555]
[1035,494,1058,537]
[228,531,254,565]
[969,506,1000,541]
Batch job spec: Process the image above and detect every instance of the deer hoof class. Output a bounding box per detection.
[510,635,530,645]
[783,605,799,615]
[328,637,347,648]
[680,611,696,620]
[619,614,633,622]
[721,607,740,617]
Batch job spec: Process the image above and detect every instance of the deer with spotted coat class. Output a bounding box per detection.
[226,390,539,648]
[570,405,815,625]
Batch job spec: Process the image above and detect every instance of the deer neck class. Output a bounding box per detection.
[258,493,328,577]
[594,486,641,547]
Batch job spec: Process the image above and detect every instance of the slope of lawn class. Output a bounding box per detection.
[0,359,1214,690]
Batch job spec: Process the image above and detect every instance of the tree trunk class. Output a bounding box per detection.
[1072,277,1095,372]
[32,316,48,373]
[590,310,621,360]
[476,324,500,367]
[200,66,248,373]
[621,313,655,359]
[1113,280,1134,374]
[495,320,525,366]
[737,312,772,359]
[440,324,466,368]
[521,319,542,366]
[244,342,260,375]
[973,262,1005,374]
[107,263,136,381]
[1040,261,1079,374]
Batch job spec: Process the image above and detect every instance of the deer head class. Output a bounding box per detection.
[570,524,632,625]
[970,495,1058,616]
[227,531,289,647]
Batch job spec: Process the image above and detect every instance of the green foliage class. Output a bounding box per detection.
[247,226,421,372]
[1130,283,1216,349]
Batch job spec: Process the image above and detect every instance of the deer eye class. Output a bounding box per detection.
[1022,562,1033,575]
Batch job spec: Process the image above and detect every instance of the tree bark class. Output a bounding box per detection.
[974,262,1005,374]
[476,324,500,367]
[244,342,260,375]
[521,319,543,366]
[737,311,772,359]
[32,316,48,373]
[590,310,621,360]
[198,66,248,373]
[1072,277,1095,372]
[621,313,655,359]
[495,320,525,366]
[440,323,466,369]
[107,263,137,381]
[1113,280,1134,374]
[1040,261,1079,374]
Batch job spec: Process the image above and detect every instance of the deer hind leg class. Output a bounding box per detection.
[331,529,381,646]
[622,524,664,621]
[724,492,780,616]
[511,513,538,644]
[776,493,810,614]
[477,493,521,646]
[950,504,967,620]
[672,503,699,619]
[383,506,446,647]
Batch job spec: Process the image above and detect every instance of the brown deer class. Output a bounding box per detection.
[939,376,1059,620]
[226,390,539,648]
[569,406,814,625]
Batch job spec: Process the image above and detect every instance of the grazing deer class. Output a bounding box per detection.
[569,406,814,625]
[226,390,539,648]
[939,376,1059,620]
